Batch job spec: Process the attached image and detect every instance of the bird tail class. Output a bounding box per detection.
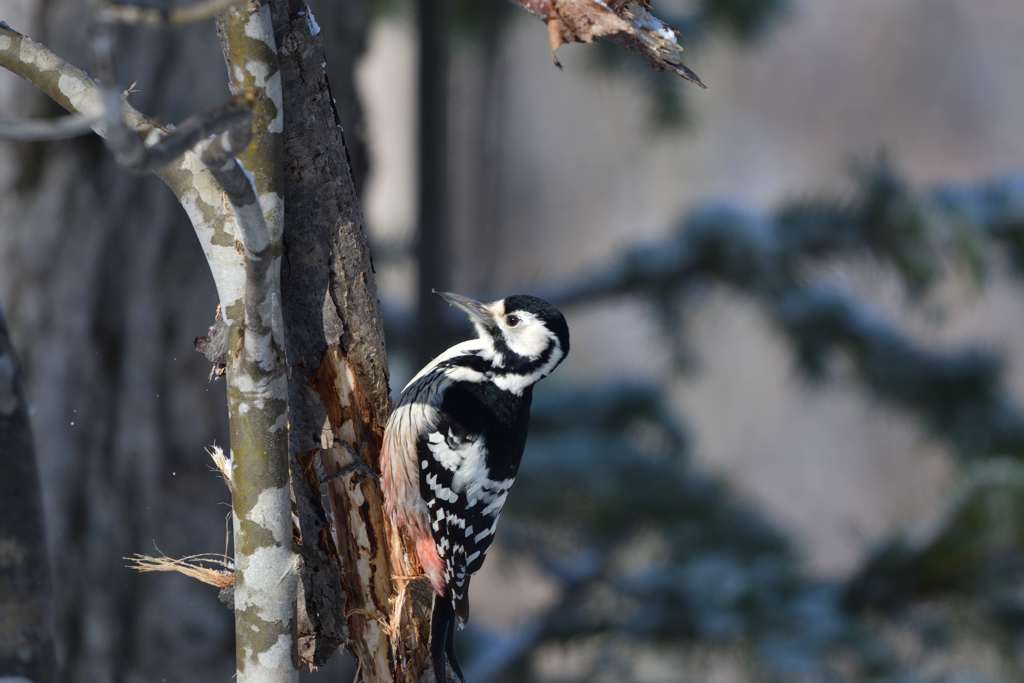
[431,596,465,683]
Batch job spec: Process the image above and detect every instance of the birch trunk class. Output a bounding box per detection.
[215,4,297,680]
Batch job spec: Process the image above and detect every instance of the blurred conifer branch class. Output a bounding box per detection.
[542,163,1024,460]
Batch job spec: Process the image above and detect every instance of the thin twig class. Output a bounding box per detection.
[127,99,253,173]
[198,112,276,348]
[98,0,248,26]
[200,121,268,261]
[0,113,102,141]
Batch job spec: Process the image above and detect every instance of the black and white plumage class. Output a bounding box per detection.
[381,291,569,683]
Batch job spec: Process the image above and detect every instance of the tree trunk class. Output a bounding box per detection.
[0,2,373,680]
[0,305,56,683]
[271,2,437,680]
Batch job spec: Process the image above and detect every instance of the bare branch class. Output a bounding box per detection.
[0,22,142,127]
[115,97,255,173]
[0,17,251,372]
[508,0,705,86]
[0,22,252,171]
[200,118,276,338]
[98,0,248,26]
[0,112,101,141]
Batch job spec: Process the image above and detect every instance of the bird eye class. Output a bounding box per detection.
[506,314,520,327]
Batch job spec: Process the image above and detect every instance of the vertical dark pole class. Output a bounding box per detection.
[415,0,451,367]
[469,1,511,295]
[0,308,56,683]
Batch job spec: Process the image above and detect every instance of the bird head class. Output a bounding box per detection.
[435,290,570,380]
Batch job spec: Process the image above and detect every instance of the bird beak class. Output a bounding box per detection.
[434,290,497,331]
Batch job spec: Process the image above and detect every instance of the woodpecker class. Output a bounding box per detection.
[381,291,570,682]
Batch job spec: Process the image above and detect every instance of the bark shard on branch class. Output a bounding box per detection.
[511,0,705,86]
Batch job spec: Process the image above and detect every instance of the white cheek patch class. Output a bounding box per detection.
[503,313,554,360]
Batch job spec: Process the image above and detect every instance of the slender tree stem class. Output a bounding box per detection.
[214,3,296,681]
[0,307,56,683]
[415,0,451,367]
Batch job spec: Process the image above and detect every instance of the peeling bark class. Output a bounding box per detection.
[0,307,56,683]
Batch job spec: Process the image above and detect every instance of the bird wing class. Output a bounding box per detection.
[382,341,489,528]
[418,416,515,624]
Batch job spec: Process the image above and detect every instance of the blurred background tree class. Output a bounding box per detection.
[3,0,1024,681]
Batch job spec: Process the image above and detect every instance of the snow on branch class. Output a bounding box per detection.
[509,0,705,86]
